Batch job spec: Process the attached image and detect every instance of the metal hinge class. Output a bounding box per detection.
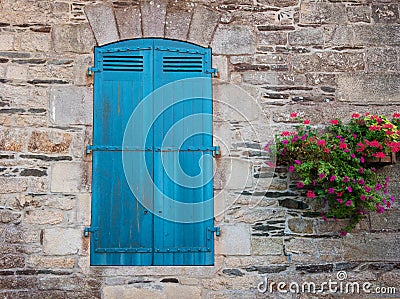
[208,226,221,236]
[87,67,99,76]
[84,227,97,237]
[206,68,219,78]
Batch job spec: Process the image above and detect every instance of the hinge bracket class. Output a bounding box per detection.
[84,227,97,237]
[208,226,221,236]
[87,67,99,76]
[206,68,219,78]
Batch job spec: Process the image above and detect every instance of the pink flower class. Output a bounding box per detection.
[345,200,352,207]
[330,119,339,125]
[347,186,352,193]
[317,140,326,146]
[340,231,347,237]
[281,131,291,136]
[328,187,335,194]
[288,165,295,172]
[358,167,364,174]
[376,204,385,214]
[303,119,310,124]
[324,148,331,154]
[339,143,347,149]
[364,185,371,193]
[297,182,304,188]
[360,156,365,163]
[290,112,298,118]
[360,194,366,201]
[393,113,400,118]
[330,176,336,182]
[375,183,382,191]
[358,179,365,185]
[343,176,350,183]
[295,160,301,165]
[351,113,360,118]
[372,152,386,158]
[267,162,276,168]
[318,173,326,179]
[282,140,289,145]
[306,190,316,198]
[350,153,356,159]
[337,198,343,204]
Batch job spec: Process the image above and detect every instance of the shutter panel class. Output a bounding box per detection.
[90,40,154,265]
[152,40,214,265]
[90,39,215,266]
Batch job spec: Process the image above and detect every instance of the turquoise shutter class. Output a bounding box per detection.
[89,39,215,266]
[152,40,214,265]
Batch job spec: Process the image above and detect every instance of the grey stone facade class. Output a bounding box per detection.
[0,0,400,298]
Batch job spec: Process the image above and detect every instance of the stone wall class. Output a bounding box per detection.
[0,0,400,298]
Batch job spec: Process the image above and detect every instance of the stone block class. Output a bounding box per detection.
[257,0,298,7]
[0,255,25,269]
[291,52,364,73]
[25,208,64,225]
[352,24,400,46]
[347,5,371,23]
[0,178,28,194]
[51,162,87,193]
[372,3,399,24]
[213,82,260,122]
[77,193,91,226]
[342,233,400,261]
[6,64,28,80]
[164,285,201,299]
[115,5,142,40]
[0,209,22,224]
[288,27,324,46]
[370,210,400,231]
[49,86,93,125]
[102,286,166,299]
[0,127,28,151]
[165,11,192,40]
[300,2,347,24]
[337,74,400,103]
[28,130,72,154]
[73,54,93,86]
[17,32,51,52]
[44,228,82,255]
[252,237,282,255]
[288,218,314,234]
[0,34,14,51]
[84,3,119,45]
[27,256,75,269]
[53,24,96,54]
[366,47,399,72]
[141,0,167,37]
[242,71,306,86]
[258,31,288,46]
[211,25,254,54]
[189,6,220,47]
[214,157,253,190]
[323,25,355,47]
[215,223,251,255]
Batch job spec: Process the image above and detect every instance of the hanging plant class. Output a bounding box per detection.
[265,112,400,235]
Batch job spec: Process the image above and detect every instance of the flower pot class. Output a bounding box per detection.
[365,152,397,165]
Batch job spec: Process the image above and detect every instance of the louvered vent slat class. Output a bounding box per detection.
[103,55,144,71]
[163,56,203,72]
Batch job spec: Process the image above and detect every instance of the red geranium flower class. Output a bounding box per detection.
[306,190,316,198]
[290,112,297,118]
[303,119,310,124]
[351,113,360,118]
[330,119,339,125]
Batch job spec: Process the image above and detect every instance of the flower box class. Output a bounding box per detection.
[365,152,396,164]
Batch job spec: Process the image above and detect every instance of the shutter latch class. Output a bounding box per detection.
[206,68,219,78]
[84,227,97,237]
[212,145,220,157]
[87,67,99,76]
[208,226,221,236]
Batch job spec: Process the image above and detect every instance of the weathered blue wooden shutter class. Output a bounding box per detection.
[89,39,215,266]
